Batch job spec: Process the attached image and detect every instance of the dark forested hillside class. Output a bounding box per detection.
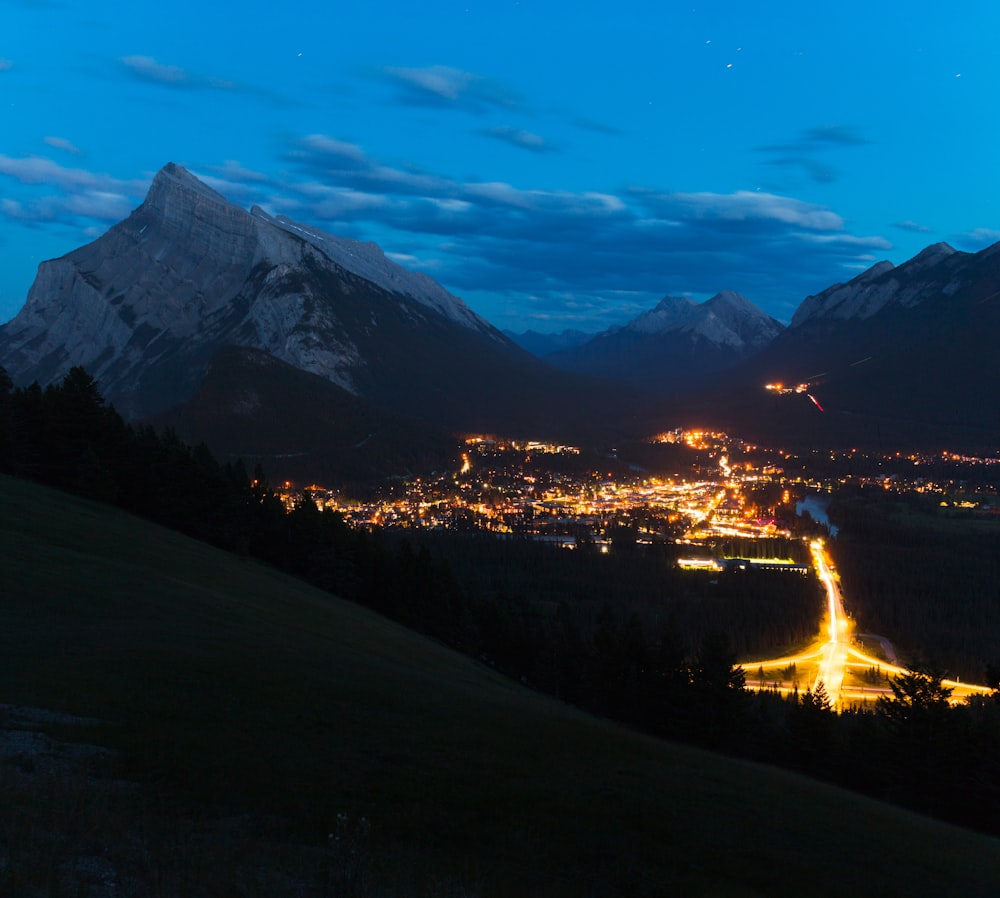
[831,488,1000,682]
[6,366,1000,837]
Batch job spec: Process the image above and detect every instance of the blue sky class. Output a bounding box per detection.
[2,0,999,332]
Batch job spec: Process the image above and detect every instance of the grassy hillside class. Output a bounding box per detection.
[2,474,1000,896]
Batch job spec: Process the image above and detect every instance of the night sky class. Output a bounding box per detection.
[2,0,998,332]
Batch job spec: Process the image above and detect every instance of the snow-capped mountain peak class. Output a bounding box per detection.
[625,295,697,335]
[624,290,782,351]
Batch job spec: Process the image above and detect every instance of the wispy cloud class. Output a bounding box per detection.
[0,154,137,192]
[120,55,189,86]
[275,135,890,326]
[801,125,871,146]
[380,64,518,112]
[193,160,273,201]
[0,142,896,331]
[758,124,871,185]
[793,232,892,250]
[570,117,622,136]
[43,136,81,155]
[0,154,145,227]
[955,227,1000,249]
[895,220,931,233]
[763,156,837,184]
[634,188,846,231]
[117,54,290,106]
[479,126,556,153]
[211,159,271,183]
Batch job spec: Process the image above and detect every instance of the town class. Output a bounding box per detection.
[281,429,1000,552]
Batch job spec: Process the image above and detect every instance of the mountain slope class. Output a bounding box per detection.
[672,241,1000,449]
[547,290,783,395]
[153,344,458,485]
[4,473,1000,896]
[791,243,958,326]
[0,163,636,440]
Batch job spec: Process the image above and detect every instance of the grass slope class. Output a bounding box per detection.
[2,474,1000,896]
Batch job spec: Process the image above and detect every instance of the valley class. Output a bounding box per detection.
[287,427,1000,697]
[3,161,1000,893]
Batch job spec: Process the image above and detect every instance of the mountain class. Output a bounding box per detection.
[152,345,457,485]
[790,243,957,326]
[0,163,640,444]
[545,290,784,395]
[673,241,1000,450]
[503,327,595,356]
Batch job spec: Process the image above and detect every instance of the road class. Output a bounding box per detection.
[811,539,849,704]
[742,539,993,709]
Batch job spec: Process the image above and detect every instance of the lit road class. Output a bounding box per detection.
[812,539,849,704]
[742,539,993,709]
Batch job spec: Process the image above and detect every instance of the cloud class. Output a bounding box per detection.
[298,134,368,164]
[192,161,274,204]
[385,65,475,101]
[0,59,13,72]
[763,156,837,184]
[758,124,871,185]
[0,154,145,228]
[120,55,189,86]
[570,117,622,136]
[63,190,134,221]
[380,64,518,112]
[0,198,35,221]
[287,134,452,197]
[0,154,126,191]
[43,136,81,155]
[894,220,931,233]
[801,125,871,146]
[210,160,271,183]
[479,126,556,153]
[955,228,1000,249]
[0,141,895,332]
[633,189,845,231]
[273,134,893,327]
[117,54,291,106]
[793,232,892,250]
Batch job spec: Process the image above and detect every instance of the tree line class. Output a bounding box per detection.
[830,487,1000,681]
[4,366,1000,835]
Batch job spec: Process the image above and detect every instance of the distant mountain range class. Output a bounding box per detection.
[503,328,595,356]
[675,241,1000,450]
[2,162,998,463]
[542,290,784,395]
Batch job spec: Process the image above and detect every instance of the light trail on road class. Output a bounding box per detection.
[741,538,993,709]
[811,539,849,707]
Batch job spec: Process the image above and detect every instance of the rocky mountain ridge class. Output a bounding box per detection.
[543,290,783,395]
[0,165,506,414]
[790,242,962,326]
[677,240,1000,449]
[622,290,783,352]
[0,163,640,444]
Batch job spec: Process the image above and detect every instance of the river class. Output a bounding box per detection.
[796,494,838,537]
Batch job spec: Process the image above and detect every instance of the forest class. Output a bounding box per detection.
[3,365,1000,835]
[830,488,1000,683]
